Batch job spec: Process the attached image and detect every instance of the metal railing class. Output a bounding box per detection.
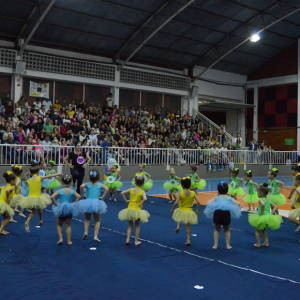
[0,144,298,167]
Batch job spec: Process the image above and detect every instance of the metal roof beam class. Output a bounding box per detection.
[116,0,195,70]
[18,0,56,56]
[193,2,300,80]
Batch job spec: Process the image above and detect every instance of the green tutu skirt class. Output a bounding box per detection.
[118,208,150,223]
[163,181,183,193]
[191,180,206,190]
[288,208,300,219]
[46,179,61,190]
[104,180,123,190]
[19,194,52,209]
[229,187,245,197]
[0,202,14,217]
[132,178,153,191]
[267,194,286,206]
[172,209,198,225]
[10,194,25,207]
[248,213,282,231]
[243,192,259,204]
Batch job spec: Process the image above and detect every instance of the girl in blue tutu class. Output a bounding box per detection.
[46,161,61,195]
[228,168,244,200]
[104,164,123,201]
[163,168,182,204]
[188,165,206,192]
[51,175,81,245]
[204,181,241,250]
[78,170,109,242]
[267,168,286,207]
[131,164,153,192]
[243,170,259,212]
[248,183,282,248]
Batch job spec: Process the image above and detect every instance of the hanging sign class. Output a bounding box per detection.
[29,81,50,98]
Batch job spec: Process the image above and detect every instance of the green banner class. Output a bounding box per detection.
[285,139,294,146]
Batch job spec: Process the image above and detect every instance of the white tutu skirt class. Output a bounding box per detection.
[118,209,150,223]
[19,194,52,209]
[77,198,107,215]
[172,209,198,225]
[0,202,15,217]
[10,194,25,207]
[289,208,300,219]
[52,202,80,218]
[204,202,241,219]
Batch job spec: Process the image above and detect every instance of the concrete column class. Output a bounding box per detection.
[111,67,120,108]
[237,109,246,146]
[253,84,258,141]
[12,74,23,103]
[297,39,300,151]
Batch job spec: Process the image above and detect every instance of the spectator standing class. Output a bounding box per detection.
[42,98,52,111]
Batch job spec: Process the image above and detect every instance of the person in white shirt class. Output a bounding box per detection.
[143,106,149,115]
[39,105,47,118]
[148,119,155,130]
[42,99,52,111]
[165,116,171,124]
[89,129,98,144]
[41,135,53,155]
[181,127,186,140]
[33,98,42,109]
[106,93,113,107]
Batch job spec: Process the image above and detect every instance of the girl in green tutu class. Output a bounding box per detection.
[228,168,244,200]
[188,165,206,191]
[248,183,282,248]
[243,170,259,211]
[46,161,61,195]
[104,164,123,201]
[163,168,182,204]
[267,168,286,206]
[131,164,153,192]
[288,174,300,232]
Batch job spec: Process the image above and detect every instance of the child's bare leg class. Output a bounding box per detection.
[288,217,300,231]
[82,213,91,240]
[57,218,64,244]
[213,224,221,249]
[113,190,117,201]
[126,221,133,244]
[175,222,181,234]
[65,218,72,245]
[224,225,232,250]
[14,206,20,212]
[254,229,261,247]
[0,216,11,234]
[168,193,173,204]
[135,220,141,246]
[261,230,269,247]
[247,204,251,211]
[25,208,37,232]
[185,224,191,245]
[10,213,17,223]
[109,190,112,201]
[19,208,26,218]
[38,209,43,226]
[252,204,255,211]
[93,213,101,242]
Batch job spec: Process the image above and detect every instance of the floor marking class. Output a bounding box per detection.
[231,228,243,232]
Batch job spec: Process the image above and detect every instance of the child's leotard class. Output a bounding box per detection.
[52,188,79,218]
[163,176,183,192]
[104,172,123,190]
[229,176,244,197]
[46,170,61,190]
[243,180,259,204]
[267,179,286,206]
[288,190,300,219]
[0,185,14,216]
[188,173,206,190]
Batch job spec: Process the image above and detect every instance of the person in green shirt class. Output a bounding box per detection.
[43,119,53,134]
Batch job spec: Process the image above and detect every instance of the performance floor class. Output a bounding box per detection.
[1,175,300,299]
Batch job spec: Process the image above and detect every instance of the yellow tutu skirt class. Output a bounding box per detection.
[172,209,198,225]
[0,202,15,217]
[118,208,150,223]
[289,208,300,219]
[10,194,25,208]
[19,194,52,209]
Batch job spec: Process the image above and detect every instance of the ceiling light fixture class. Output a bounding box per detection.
[250,34,260,42]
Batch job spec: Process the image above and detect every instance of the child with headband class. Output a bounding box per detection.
[46,160,61,195]
[78,170,109,242]
[163,168,182,204]
[51,174,81,245]
[248,183,282,248]
[119,173,149,246]
[267,168,286,206]
[132,164,153,192]
[188,165,206,191]
[228,168,244,200]
[171,176,200,246]
[288,164,300,206]
[288,174,300,231]
[243,170,259,211]
[104,163,123,201]
[204,181,241,250]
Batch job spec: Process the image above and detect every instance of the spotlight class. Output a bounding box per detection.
[250,34,260,42]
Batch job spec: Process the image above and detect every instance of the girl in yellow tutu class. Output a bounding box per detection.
[243,170,259,211]
[131,164,153,192]
[288,175,300,231]
[228,168,244,200]
[0,172,16,235]
[171,176,200,246]
[119,173,149,246]
[104,164,123,201]
[267,168,286,206]
[287,164,300,205]
[20,165,62,233]
[188,165,206,191]
[163,168,182,204]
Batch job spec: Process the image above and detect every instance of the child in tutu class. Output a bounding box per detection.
[204,181,241,250]
[163,168,182,204]
[267,168,286,206]
[131,163,153,192]
[119,173,149,246]
[20,165,62,233]
[171,176,200,246]
[0,172,16,235]
[248,183,283,248]
[243,170,259,211]
[78,170,109,242]
[288,175,300,231]
[228,168,244,200]
[46,160,61,195]
[104,164,123,201]
[51,175,81,245]
[188,165,206,191]
[287,164,300,205]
